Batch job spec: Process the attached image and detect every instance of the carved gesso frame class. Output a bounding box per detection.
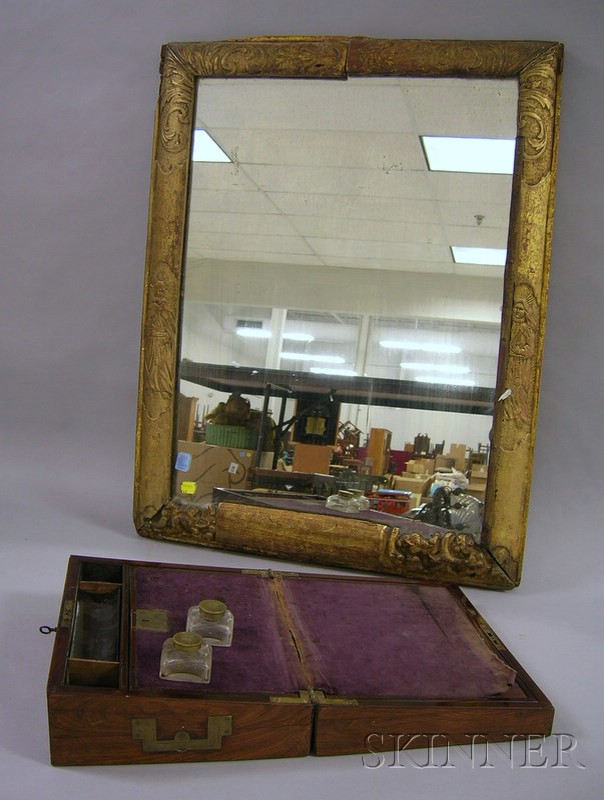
[134,38,563,589]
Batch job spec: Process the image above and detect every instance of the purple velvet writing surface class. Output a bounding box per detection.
[132,567,306,695]
[132,566,515,700]
[279,578,516,699]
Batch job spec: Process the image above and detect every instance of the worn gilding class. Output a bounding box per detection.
[134,37,563,589]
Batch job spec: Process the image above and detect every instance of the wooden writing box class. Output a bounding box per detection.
[45,555,553,766]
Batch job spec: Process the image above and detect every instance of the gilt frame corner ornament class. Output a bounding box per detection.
[134,37,563,590]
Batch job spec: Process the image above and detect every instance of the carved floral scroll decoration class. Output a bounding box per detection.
[135,38,563,589]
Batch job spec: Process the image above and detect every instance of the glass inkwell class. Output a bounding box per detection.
[186,599,234,647]
[159,631,212,683]
[325,489,370,513]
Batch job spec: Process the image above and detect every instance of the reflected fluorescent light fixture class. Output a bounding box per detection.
[452,246,507,266]
[421,136,515,174]
[235,329,315,341]
[401,362,470,374]
[192,129,232,162]
[380,340,462,354]
[310,367,358,376]
[415,376,477,387]
[236,327,271,339]
[283,332,315,343]
[280,352,345,364]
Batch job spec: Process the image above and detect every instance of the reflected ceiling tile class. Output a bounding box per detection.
[452,263,504,279]
[427,171,513,204]
[267,193,439,225]
[308,238,451,262]
[403,78,518,138]
[188,211,298,237]
[244,164,431,199]
[190,232,315,256]
[208,130,425,171]
[189,163,257,192]
[186,251,326,268]
[189,189,277,215]
[293,216,445,245]
[323,256,457,274]
[196,78,416,132]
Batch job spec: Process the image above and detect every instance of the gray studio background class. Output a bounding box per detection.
[1,1,602,799]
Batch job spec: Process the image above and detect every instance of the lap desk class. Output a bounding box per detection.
[44,556,553,766]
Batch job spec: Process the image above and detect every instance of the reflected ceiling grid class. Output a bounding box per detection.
[183,77,517,385]
[187,77,517,280]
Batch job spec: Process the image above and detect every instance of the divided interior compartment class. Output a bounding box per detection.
[66,562,124,688]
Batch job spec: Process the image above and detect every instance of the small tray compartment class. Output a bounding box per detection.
[66,563,124,687]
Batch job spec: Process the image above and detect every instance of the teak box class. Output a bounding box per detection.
[44,555,553,766]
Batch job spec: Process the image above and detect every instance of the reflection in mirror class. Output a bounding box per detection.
[175,75,517,532]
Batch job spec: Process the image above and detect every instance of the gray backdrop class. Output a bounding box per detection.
[1,1,602,798]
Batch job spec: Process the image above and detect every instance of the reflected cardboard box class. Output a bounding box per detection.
[174,441,273,505]
[392,474,430,494]
[435,455,456,470]
[448,443,467,470]
[471,464,488,483]
[467,466,488,502]
[292,443,332,474]
[406,458,435,474]
[467,483,486,501]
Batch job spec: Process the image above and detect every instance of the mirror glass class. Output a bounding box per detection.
[175,75,517,526]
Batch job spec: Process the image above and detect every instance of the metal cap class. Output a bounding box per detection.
[199,599,227,620]
[172,631,203,651]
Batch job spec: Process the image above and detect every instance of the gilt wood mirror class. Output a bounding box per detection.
[134,37,563,589]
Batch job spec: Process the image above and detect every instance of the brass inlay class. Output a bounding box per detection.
[269,691,311,704]
[132,716,232,753]
[241,569,273,577]
[135,609,169,631]
[60,599,74,628]
[79,580,120,594]
[473,616,506,652]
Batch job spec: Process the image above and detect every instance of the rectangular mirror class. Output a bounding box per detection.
[134,37,563,589]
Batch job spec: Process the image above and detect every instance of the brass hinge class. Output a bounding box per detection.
[241,569,301,578]
[270,690,311,704]
[311,690,358,705]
